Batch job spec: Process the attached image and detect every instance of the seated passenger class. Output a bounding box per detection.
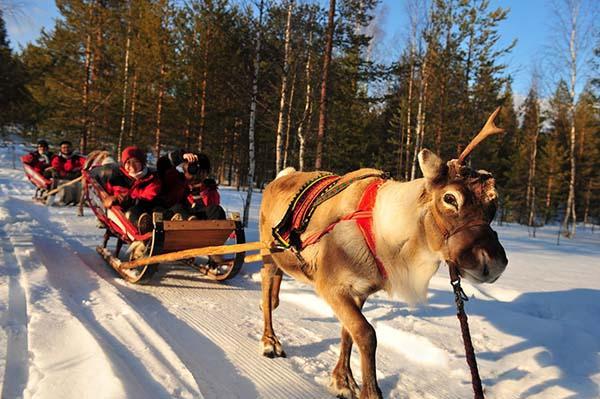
[157,149,225,220]
[22,140,54,177]
[50,140,86,180]
[102,146,162,234]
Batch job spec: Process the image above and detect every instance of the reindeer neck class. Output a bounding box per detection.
[374,178,437,259]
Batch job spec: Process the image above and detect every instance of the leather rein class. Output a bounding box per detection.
[429,200,487,399]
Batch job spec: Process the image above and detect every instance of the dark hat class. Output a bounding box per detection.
[37,140,49,147]
[121,146,147,166]
[186,153,210,175]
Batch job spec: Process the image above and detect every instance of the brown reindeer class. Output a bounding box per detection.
[258,108,508,398]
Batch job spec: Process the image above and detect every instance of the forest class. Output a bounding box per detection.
[0,0,598,236]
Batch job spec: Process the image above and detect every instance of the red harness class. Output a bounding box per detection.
[301,179,388,279]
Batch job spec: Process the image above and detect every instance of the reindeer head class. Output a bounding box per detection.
[419,108,508,284]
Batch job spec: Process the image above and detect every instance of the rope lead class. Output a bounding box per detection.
[448,263,484,399]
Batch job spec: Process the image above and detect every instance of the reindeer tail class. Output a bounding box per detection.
[276,167,296,180]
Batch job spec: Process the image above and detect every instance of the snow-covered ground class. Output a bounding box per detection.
[0,143,598,398]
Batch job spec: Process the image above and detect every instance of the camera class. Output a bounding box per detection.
[187,162,199,175]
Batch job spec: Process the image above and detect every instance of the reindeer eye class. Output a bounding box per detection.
[443,193,458,209]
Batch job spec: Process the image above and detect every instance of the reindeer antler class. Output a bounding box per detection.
[457,107,505,164]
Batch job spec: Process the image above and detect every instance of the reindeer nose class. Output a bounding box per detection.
[482,264,490,277]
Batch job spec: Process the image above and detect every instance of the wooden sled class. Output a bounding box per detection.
[83,169,263,284]
[22,161,53,202]
[22,158,85,205]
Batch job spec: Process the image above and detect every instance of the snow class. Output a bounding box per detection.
[1,143,599,398]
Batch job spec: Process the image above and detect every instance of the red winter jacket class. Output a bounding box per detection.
[51,153,86,178]
[188,179,220,207]
[22,151,53,174]
[105,167,162,208]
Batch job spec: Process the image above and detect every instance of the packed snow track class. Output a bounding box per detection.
[0,144,599,398]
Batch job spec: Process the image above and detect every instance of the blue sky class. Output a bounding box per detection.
[2,0,575,96]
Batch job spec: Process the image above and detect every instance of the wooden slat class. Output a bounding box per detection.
[162,229,233,252]
[120,241,265,269]
[163,220,236,231]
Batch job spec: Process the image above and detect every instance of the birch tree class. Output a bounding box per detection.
[551,0,596,238]
[275,0,294,174]
[243,0,264,227]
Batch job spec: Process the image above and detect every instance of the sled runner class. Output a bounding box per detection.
[83,169,262,284]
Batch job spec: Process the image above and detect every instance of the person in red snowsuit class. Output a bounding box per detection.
[50,140,86,180]
[102,146,162,234]
[156,149,225,220]
[21,140,54,176]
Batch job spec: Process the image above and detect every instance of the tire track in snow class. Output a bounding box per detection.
[0,227,29,399]
[112,268,330,399]
[4,197,203,399]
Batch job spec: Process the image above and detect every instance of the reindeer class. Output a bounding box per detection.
[258,108,509,398]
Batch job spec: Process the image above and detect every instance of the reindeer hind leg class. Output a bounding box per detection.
[260,251,286,358]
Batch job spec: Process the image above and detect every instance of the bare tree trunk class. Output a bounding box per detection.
[81,1,95,154]
[314,0,336,169]
[297,21,313,172]
[545,172,554,224]
[154,64,165,159]
[404,55,415,181]
[229,119,241,186]
[560,5,579,238]
[275,0,294,173]
[435,76,448,155]
[283,67,297,168]
[243,0,264,227]
[198,24,211,152]
[526,129,539,236]
[117,11,132,159]
[457,21,475,157]
[411,56,428,181]
[583,179,592,226]
[128,69,138,144]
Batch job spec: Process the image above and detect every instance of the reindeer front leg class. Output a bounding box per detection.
[325,293,382,399]
[260,254,286,358]
[331,327,360,398]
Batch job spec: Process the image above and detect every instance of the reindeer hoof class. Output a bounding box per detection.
[330,373,359,399]
[261,338,286,358]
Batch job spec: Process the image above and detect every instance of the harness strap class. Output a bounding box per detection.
[273,172,388,250]
[354,180,388,279]
[273,173,340,249]
[302,179,388,279]
[430,203,489,242]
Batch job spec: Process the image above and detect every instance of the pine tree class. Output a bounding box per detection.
[0,9,29,132]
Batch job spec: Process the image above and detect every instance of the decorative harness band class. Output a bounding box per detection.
[272,173,341,250]
[272,172,389,279]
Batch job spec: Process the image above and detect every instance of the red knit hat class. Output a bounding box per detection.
[121,146,146,165]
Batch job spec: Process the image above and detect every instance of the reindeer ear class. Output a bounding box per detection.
[418,149,443,180]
